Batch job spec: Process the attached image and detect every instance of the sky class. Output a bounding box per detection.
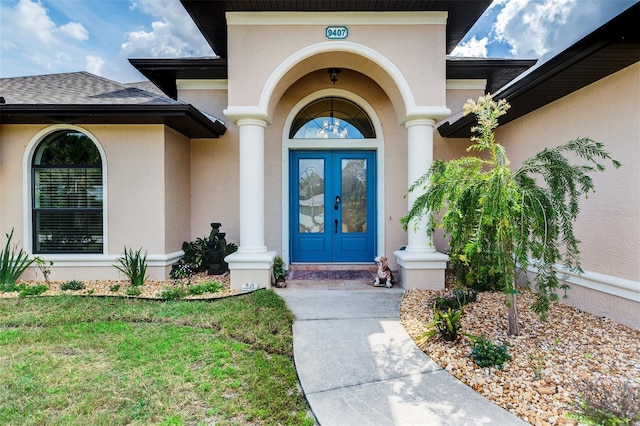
[0,0,637,84]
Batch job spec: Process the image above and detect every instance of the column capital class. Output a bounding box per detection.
[223,106,270,126]
[402,106,451,126]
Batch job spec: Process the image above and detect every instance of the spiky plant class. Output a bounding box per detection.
[0,229,34,290]
[402,94,620,335]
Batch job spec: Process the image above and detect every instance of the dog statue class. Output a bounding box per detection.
[373,256,395,288]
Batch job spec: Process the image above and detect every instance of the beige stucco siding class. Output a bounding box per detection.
[164,127,191,252]
[227,14,447,110]
[496,62,640,282]
[0,123,188,280]
[181,88,241,245]
[99,125,167,254]
[0,124,48,241]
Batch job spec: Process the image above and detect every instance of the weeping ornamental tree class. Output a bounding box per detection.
[402,94,620,335]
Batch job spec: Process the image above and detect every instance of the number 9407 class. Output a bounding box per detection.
[326,26,348,39]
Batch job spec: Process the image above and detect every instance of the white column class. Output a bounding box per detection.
[222,109,276,290]
[237,118,267,254]
[394,113,449,290]
[405,117,436,253]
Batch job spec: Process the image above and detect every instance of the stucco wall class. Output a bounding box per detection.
[226,12,447,110]
[496,62,640,328]
[496,62,640,282]
[180,88,241,246]
[164,127,192,252]
[0,123,184,281]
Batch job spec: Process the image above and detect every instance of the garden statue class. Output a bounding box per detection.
[207,222,228,275]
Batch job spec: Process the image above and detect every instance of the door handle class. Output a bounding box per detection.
[334,219,338,234]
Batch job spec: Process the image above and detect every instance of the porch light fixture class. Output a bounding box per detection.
[328,68,341,85]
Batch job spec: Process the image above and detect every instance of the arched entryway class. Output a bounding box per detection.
[281,89,385,265]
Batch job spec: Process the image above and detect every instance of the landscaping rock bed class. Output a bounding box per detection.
[400,288,640,425]
[1,273,238,300]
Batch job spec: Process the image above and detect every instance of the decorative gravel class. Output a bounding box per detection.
[400,288,640,425]
[1,273,238,300]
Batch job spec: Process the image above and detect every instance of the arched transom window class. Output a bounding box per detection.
[32,130,103,253]
[290,97,375,139]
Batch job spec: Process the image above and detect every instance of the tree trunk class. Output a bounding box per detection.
[507,292,519,335]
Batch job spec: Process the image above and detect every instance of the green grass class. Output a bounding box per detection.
[0,291,314,426]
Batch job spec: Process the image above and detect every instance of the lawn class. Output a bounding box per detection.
[0,290,314,426]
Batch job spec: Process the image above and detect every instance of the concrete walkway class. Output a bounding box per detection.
[275,285,528,426]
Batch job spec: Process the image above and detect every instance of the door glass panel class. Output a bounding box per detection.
[298,159,325,233]
[341,158,367,233]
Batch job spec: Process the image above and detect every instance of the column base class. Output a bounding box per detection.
[394,249,449,290]
[225,251,277,291]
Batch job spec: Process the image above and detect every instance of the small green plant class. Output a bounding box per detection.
[434,288,477,311]
[180,237,209,272]
[61,280,85,291]
[527,338,560,379]
[125,286,142,297]
[570,379,640,426]
[170,263,195,285]
[419,305,464,342]
[158,287,187,300]
[18,284,48,298]
[114,246,148,287]
[273,256,288,282]
[470,335,511,369]
[0,229,34,291]
[187,280,223,295]
[34,257,54,285]
[109,284,121,292]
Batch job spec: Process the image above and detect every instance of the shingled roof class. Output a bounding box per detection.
[0,72,226,138]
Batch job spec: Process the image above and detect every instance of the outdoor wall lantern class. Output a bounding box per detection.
[328,68,341,85]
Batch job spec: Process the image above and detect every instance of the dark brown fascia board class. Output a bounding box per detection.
[438,2,640,138]
[129,58,228,99]
[180,0,491,57]
[446,58,538,94]
[0,104,226,138]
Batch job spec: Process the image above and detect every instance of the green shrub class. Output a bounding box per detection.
[0,229,34,290]
[61,280,85,291]
[434,288,477,311]
[109,284,120,292]
[114,247,148,287]
[180,238,209,272]
[33,257,53,285]
[125,286,142,297]
[158,287,187,300]
[470,335,511,369]
[420,305,464,342]
[18,284,48,298]
[187,280,223,295]
[570,379,640,426]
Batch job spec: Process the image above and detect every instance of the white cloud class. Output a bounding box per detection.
[14,0,57,45]
[451,36,489,57]
[493,0,575,57]
[86,55,105,75]
[59,21,89,41]
[121,0,214,58]
[0,0,93,78]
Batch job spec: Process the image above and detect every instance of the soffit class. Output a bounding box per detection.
[179,0,491,57]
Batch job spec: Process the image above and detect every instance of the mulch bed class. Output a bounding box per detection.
[1,273,238,300]
[401,287,640,425]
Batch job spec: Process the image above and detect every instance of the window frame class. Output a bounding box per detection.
[24,125,108,256]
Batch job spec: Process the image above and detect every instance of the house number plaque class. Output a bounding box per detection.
[326,26,348,39]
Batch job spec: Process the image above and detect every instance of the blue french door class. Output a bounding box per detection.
[291,151,376,262]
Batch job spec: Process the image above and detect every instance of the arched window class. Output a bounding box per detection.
[32,130,103,253]
[290,97,375,139]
